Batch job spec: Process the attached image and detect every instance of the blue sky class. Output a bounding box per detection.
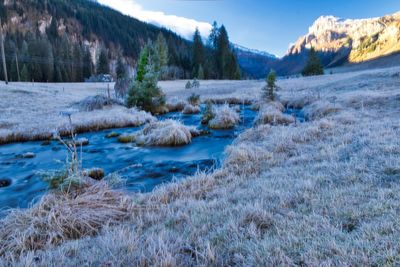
[100,0,400,57]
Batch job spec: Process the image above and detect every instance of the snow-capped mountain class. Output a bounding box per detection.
[233,44,278,78]
[287,11,400,64]
[233,44,277,59]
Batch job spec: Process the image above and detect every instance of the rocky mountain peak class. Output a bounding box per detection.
[287,11,400,64]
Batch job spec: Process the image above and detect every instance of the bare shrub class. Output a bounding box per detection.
[73,95,122,112]
[114,78,132,99]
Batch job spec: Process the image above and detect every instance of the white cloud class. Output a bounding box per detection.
[97,0,212,39]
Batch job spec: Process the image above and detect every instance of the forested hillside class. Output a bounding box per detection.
[0,0,191,82]
[0,0,243,82]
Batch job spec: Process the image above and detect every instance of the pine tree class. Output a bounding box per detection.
[73,44,83,82]
[216,25,240,80]
[116,56,126,79]
[197,65,205,80]
[192,28,204,78]
[207,21,219,49]
[154,32,168,72]
[205,21,219,79]
[60,36,72,81]
[264,69,277,101]
[20,64,29,81]
[136,44,151,82]
[127,64,165,112]
[97,48,109,74]
[302,48,324,76]
[10,52,19,81]
[54,64,62,82]
[82,47,93,79]
[127,44,166,113]
[46,17,58,40]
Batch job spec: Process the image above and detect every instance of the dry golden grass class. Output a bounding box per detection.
[0,182,132,259]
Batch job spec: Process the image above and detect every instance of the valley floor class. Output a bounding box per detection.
[0,80,263,144]
[1,67,400,265]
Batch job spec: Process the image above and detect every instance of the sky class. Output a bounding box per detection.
[98,0,400,57]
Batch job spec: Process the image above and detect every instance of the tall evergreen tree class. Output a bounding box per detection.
[116,56,127,79]
[264,69,277,101]
[154,32,169,72]
[20,64,29,82]
[97,48,109,74]
[60,35,72,82]
[127,44,165,113]
[216,25,230,79]
[302,48,324,76]
[82,47,93,79]
[197,65,205,80]
[136,44,151,82]
[207,21,219,49]
[53,64,62,82]
[192,28,205,78]
[216,25,240,80]
[27,37,54,82]
[73,44,83,82]
[46,17,58,40]
[10,52,19,82]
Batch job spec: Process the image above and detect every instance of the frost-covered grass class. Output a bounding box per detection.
[165,98,186,112]
[255,102,295,126]
[0,182,132,258]
[182,104,201,114]
[0,83,155,144]
[135,119,193,146]
[209,104,240,129]
[0,107,155,144]
[161,80,263,104]
[302,100,342,120]
[61,107,154,135]
[1,67,400,265]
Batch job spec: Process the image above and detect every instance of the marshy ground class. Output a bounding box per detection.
[0,67,399,265]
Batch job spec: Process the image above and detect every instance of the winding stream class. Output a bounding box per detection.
[0,105,258,210]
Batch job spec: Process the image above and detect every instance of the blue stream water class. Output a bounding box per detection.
[0,105,258,210]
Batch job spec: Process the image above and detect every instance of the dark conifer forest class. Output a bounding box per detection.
[0,0,241,82]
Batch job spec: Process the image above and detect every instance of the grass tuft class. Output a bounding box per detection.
[135,120,192,146]
[117,135,135,143]
[209,105,240,129]
[255,102,295,126]
[182,104,201,114]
